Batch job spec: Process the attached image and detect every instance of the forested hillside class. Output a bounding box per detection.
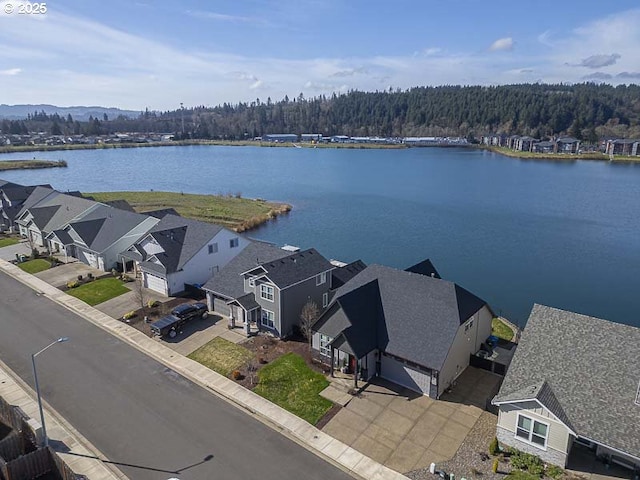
[4,83,640,140]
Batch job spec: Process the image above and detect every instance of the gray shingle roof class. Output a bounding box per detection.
[202,242,290,298]
[332,260,367,289]
[494,304,640,459]
[143,215,225,274]
[250,248,333,289]
[22,191,97,234]
[315,264,488,371]
[405,259,441,279]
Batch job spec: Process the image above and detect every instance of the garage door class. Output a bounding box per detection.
[381,354,431,395]
[212,296,231,317]
[144,272,168,295]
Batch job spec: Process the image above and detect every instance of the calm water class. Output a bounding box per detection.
[1,145,639,327]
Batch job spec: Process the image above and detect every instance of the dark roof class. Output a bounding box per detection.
[231,293,260,311]
[17,186,56,217]
[1,184,41,203]
[202,242,290,298]
[142,215,225,274]
[21,191,97,234]
[70,218,105,247]
[49,229,74,245]
[104,199,135,212]
[405,259,441,279]
[315,264,488,370]
[331,260,367,289]
[494,304,640,460]
[29,205,61,229]
[557,137,579,143]
[144,208,180,219]
[252,248,334,289]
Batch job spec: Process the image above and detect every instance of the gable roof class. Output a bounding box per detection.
[142,215,225,274]
[1,183,51,203]
[405,259,441,279]
[202,242,290,298]
[29,205,61,229]
[315,264,488,371]
[331,260,367,289]
[252,248,334,289]
[20,191,98,234]
[494,304,640,460]
[144,208,180,219]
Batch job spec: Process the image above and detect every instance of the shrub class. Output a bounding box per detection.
[492,459,499,474]
[147,300,159,308]
[66,280,79,289]
[546,465,564,479]
[77,274,83,281]
[510,449,543,475]
[111,268,118,276]
[231,370,243,380]
[122,311,136,320]
[489,437,499,456]
[31,248,39,259]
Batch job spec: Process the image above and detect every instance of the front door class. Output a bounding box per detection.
[349,355,357,374]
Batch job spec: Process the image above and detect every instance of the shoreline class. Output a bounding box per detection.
[477,145,640,163]
[0,159,67,171]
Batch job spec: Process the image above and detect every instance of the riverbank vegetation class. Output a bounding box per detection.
[85,191,292,232]
[0,159,67,170]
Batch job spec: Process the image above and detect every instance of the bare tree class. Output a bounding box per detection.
[132,275,146,311]
[246,359,258,386]
[299,299,320,350]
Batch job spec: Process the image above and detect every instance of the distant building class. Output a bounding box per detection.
[263,134,298,143]
[300,133,322,142]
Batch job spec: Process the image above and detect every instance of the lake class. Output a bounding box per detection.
[1,145,639,327]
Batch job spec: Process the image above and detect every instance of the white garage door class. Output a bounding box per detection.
[212,297,231,317]
[381,355,431,395]
[145,273,168,295]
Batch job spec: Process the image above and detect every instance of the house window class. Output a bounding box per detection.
[261,309,275,329]
[229,237,239,248]
[516,414,548,448]
[208,243,218,254]
[248,277,255,287]
[316,272,327,286]
[465,319,474,332]
[319,334,331,357]
[322,292,328,308]
[260,284,274,302]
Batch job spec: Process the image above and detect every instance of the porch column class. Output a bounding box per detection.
[354,358,358,389]
[244,310,251,336]
[330,346,334,378]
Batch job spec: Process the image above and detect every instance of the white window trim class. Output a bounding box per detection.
[316,271,327,286]
[515,413,549,450]
[260,284,275,302]
[208,243,218,254]
[319,334,331,357]
[261,309,275,329]
[322,292,329,308]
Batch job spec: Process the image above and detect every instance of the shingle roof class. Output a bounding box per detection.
[144,208,180,219]
[49,229,74,245]
[332,260,367,288]
[22,191,97,234]
[405,259,441,279]
[252,248,333,289]
[315,264,488,370]
[494,304,640,460]
[29,205,61,229]
[143,215,225,274]
[202,242,290,298]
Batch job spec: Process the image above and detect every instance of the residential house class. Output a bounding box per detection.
[330,260,367,289]
[514,136,536,152]
[120,215,250,296]
[15,191,98,247]
[311,262,493,397]
[263,134,298,142]
[0,182,53,233]
[204,247,334,337]
[46,204,159,271]
[605,139,637,156]
[555,137,580,154]
[532,141,555,154]
[492,304,640,471]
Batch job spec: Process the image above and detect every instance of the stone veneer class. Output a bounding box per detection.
[497,426,568,467]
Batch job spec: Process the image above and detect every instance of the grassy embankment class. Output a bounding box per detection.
[0,159,67,170]
[481,145,640,163]
[85,191,292,232]
[0,139,405,154]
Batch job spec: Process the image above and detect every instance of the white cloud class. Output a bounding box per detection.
[489,37,514,52]
[185,10,265,25]
[0,68,21,75]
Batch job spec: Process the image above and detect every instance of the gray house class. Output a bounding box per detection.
[0,182,53,233]
[492,305,640,471]
[46,204,159,271]
[203,247,334,337]
[311,262,493,397]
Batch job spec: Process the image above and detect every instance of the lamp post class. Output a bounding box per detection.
[31,337,69,447]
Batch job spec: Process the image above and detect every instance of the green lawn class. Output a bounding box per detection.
[492,317,515,341]
[66,277,129,306]
[18,258,51,274]
[254,353,332,425]
[84,191,291,232]
[506,471,542,480]
[0,237,19,248]
[188,337,254,377]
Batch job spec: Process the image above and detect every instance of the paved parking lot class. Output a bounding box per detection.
[322,368,502,474]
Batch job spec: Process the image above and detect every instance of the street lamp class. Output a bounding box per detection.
[31,337,69,447]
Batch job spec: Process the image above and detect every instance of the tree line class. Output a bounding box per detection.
[3,83,639,141]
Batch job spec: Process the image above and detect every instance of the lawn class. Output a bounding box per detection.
[253,352,332,425]
[66,277,129,306]
[84,191,291,232]
[0,237,19,248]
[492,317,514,341]
[18,259,51,274]
[506,471,542,480]
[188,337,254,377]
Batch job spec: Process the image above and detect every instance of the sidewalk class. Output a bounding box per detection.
[0,360,124,480]
[0,259,408,480]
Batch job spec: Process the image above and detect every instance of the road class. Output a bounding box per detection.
[0,272,352,480]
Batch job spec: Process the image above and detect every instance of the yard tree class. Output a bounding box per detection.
[133,274,146,311]
[299,299,320,350]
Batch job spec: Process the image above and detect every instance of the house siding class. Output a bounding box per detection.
[253,278,282,336]
[497,403,572,467]
[438,305,492,397]
[280,272,332,337]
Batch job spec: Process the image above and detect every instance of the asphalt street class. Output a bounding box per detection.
[0,272,353,480]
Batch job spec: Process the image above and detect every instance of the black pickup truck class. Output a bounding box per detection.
[150,302,209,338]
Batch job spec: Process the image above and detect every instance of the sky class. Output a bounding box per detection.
[1,0,639,111]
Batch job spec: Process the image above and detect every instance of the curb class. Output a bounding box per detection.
[0,260,409,480]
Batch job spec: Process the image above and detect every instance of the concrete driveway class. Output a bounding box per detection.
[0,241,30,261]
[34,262,103,287]
[321,367,502,474]
[94,287,169,320]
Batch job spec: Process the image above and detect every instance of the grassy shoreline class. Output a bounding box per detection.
[478,145,640,163]
[85,191,292,232]
[0,159,67,170]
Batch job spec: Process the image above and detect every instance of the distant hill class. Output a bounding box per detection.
[0,104,140,121]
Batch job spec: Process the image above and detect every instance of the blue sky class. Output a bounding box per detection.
[1,0,639,110]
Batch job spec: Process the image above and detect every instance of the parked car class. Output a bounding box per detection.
[150,302,208,338]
